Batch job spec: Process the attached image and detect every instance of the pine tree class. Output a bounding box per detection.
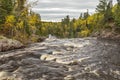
[79,13,83,19]
[114,0,120,27]
[96,0,108,14]
[83,9,89,19]
[104,0,113,22]
[96,0,113,22]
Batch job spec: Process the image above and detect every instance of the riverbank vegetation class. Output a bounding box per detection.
[0,0,120,44]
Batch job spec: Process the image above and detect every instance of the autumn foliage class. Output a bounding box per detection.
[0,0,120,43]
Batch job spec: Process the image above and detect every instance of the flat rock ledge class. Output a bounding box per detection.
[0,36,23,52]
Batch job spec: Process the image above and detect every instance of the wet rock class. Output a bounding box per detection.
[40,54,56,61]
[12,64,65,80]
[40,54,49,60]
[64,75,75,80]
[0,71,12,79]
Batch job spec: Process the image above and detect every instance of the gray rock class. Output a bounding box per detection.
[64,75,75,80]
[0,71,12,79]
[40,54,56,61]
[0,37,23,52]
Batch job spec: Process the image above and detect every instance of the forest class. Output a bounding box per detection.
[0,0,120,44]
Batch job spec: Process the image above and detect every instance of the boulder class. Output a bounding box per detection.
[0,36,23,52]
[40,54,56,61]
[0,71,12,79]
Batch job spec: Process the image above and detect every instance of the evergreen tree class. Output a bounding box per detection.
[104,0,113,22]
[83,9,90,19]
[114,0,120,27]
[117,0,120,5]
[96,0,108,14]
[0,0,14,24]
[96,0,113,22]
[79,13,83,19]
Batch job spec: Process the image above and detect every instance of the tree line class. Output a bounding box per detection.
[0,0,120,43]
[40,0,120,38]
[0,0,42,43]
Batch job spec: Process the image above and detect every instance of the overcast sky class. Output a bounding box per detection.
[30,0,117,22]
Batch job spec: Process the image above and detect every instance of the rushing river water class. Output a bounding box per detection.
[0,37,120,80]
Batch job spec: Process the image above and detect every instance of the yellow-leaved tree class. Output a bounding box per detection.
[4,15,16,37]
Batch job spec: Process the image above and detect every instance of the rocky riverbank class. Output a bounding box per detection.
[0,37,120,80]
[0,36,24,52]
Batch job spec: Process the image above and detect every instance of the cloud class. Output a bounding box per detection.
[30,0,117,22]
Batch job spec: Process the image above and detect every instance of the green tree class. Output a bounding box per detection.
[96,0,108,14]
[96,0,113,22]
[61,15,70,37]
[0,0,14,24]
[113,0,120,27]
[104,0,113,22]
[83,9,90,19]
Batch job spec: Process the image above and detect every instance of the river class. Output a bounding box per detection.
[0,37,120,80]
